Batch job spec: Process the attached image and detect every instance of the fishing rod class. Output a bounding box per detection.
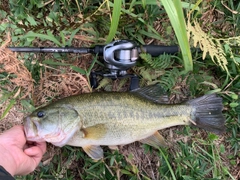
[8,40,179,89]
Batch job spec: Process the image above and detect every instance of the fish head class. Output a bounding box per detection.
[24,104,82,146]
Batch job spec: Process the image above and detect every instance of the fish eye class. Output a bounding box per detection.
[37,111,45,118]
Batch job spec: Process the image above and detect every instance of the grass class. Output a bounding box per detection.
[160,0,193,73]
[0,0,240,179]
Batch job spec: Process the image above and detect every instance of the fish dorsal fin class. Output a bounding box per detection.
[139,131,166,148]
[82,124,107,140]
[82,145,103,160]
[131,84,169,104]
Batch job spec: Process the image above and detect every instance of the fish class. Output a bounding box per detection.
[23,84,225,160]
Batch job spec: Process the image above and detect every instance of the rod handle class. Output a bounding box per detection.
[142,45,179,56]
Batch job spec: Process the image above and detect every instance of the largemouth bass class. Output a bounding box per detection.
[24,85,225,160]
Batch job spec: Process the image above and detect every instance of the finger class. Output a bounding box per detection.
[12,125,27,146]
[17,153,41,175]
[15,125,24,131]
[37,141,47,154]
[24,141,46,154]
[24,147,45,169]
[3,125,24,135]
[1,125,26,146]
[17,144,46,175]
[24,146,45,157]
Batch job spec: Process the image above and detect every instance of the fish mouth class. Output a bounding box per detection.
[24,116,44,142]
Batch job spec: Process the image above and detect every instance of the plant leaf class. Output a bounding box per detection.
[71,66,86,75]
[23,31,62,46]
[0,99,16,120]
[160,0,193,73]
[106,0,122,43]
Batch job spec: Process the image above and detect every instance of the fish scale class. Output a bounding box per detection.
[72,93,192,122]
[24,85,225,160]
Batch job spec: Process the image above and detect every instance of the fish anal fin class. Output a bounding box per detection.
[139,131,166,148]
[82,124,107,140]
[82,145,103,160]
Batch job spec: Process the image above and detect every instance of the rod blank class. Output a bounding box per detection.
[8,47,93,54]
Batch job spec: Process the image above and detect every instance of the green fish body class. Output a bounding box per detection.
[24,85,225,159]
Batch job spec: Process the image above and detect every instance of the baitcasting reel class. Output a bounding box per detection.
[103,40,138,77]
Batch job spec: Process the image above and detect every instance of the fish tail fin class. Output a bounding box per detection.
[187,94,225,134]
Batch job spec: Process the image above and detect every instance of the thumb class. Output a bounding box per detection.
[25,141,47,156]
[24,146,43,157]
[16,146,45,175]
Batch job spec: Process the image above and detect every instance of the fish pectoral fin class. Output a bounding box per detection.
[82,124,107,140]
[82,145,103,160]
[139,131,166,148]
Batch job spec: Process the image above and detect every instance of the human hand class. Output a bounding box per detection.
[0,125,46,176]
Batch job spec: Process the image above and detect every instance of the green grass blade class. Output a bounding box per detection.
[67,27,81,46]
[20,99,36,112]
[42,60,72,66]
[158,148,177,180]
[132,1,199,10]
[70,66,87,75]
[160,0,193,73]
[86,55,98,76]
[141,0,147,9]
[0,99,16,120]
[23,31,62,46]
[60,31,66,46]
[120,8,164,42]
[106,0,122,43]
